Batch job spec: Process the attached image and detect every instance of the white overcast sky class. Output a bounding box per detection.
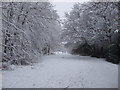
[51,0,89,20]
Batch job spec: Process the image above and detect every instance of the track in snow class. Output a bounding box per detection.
[2,53,118,88]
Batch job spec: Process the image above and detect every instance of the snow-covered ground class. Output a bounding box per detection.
[2,53,118,88]
[0,70,2,90]
[0,62,2,90]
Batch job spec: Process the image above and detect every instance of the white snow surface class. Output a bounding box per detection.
[2,53,118,88]
[0,70,2,90]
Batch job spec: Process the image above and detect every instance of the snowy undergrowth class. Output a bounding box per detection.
[2,53,118,88]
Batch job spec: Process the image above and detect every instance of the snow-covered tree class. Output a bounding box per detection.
[62,2,119,63]
[2,2,61,69]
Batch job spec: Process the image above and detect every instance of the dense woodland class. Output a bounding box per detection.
[2,2,61,69]
[62,2,120,64]
[2,2,120,70]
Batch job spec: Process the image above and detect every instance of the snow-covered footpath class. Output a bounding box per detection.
[2,53,118,88]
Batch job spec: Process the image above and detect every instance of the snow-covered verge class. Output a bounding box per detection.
[2,53,118,88]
